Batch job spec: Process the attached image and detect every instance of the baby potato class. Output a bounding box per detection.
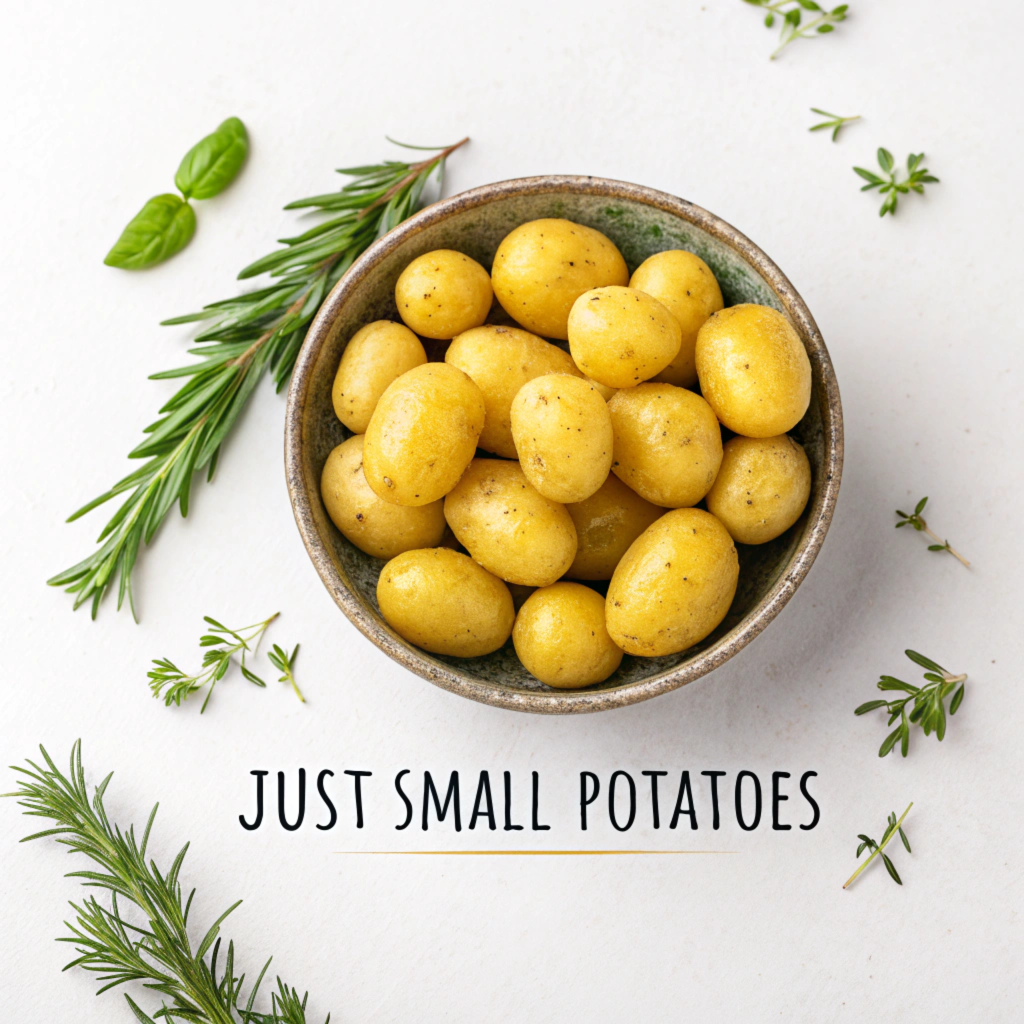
[706,434,811,545]
[445,324,581,458]
[606,508,739,657]
[513,582,623,688]
[510,374,613,503]
[377,548,514,658]
[491,218,628,340]
[629,250,724,388]
[321,436,447,559]
[695,303,811,437]
[444,459,577,587]
[395,249,493,339]
[332,321,427,433]
[585,376,617,401]
[568,286,682,389]
[608,383,723,508]
[565,474,665,580]
[363,363,485,506]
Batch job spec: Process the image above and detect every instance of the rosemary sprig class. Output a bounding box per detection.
[808,107,860,142]
[743,0,850,59]
[855,651,967,758]
[267,644,304,704]
[147,613,297,712]
[843,804,912,889]
[48,137,469,620]
[4,741,329,1023]
[896,496,969,567]
[854,149,939,217]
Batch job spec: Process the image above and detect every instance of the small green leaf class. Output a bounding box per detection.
[905,650,945,673]
[817,23,834,32]
[882,852,902,885]
[899,827,911,853]
[878,148,895,173]
[104,194,196,270]
[879,727,902,757]
[950,684,965,714]
[124,995,159,1024]
[855,699,888,715]
[796,0,821,9]
[854,167,883,184]
[914,496,928,514]
[175,117,249,201]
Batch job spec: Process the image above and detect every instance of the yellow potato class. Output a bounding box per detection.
[363,363,485,506]
[695,304,811,437]
[567,286,682,388]
[606,508,739,657]
[706,434,811,545]
[445,324,581,458]
[331,321,427,433]
[585,376,617,401]
[608,384,723,507]
[510,374,613,503]
[321,436,446,559]
[513,582,623,688]
[444,459,577,587]
[630,250,724,388]
[377,548,514,657]
[395,249,493,339]
[565,474,665,580]
[491,218,628,340]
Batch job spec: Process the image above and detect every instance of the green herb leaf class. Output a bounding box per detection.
[844,804,912,890]
[175,117,249,201]
[104,194,196,270]
[881,852,902,884]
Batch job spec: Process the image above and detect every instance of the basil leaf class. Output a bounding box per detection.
[174,117,249,201]
[104,194,196,270]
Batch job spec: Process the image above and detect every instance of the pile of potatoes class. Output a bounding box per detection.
[321,218,812,688]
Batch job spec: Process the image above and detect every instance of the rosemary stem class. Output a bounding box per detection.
[843,802,913,889]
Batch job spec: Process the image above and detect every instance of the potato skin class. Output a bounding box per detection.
[377,548,514,657]
[513,582,623,688]
[321,436,446,558]
[565,474,665,580]
[706,434,811,545]
[363,363,485,506]
[445,325,581,458]
[606,508,739,657]
[332,321,427,433]
[568,286,682,388]
[511,374,613,503]
[630,250,724,388]
[395,249,493,339]
[695,304,811,437]
[608,383,723,507]
[491,218,628,340]
[444,459,577,587]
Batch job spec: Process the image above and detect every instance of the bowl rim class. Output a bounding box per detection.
[285,174,844,714]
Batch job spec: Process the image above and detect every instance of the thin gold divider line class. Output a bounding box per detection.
[335,849,737,856]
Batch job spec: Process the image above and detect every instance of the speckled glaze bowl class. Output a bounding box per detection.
[285,176,843,714]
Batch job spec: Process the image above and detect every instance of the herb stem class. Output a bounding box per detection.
[362,136,469,219]
[843,802,912,889]
[920,521,970,567]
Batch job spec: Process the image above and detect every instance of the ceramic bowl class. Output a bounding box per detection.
[285,176,843,713]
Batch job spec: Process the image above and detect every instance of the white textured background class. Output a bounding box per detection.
[1,1,1021,1020]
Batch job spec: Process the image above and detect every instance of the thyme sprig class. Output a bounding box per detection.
[147,613,303,712]
[808,107,860,142]
[743,1,850,59]
[855,651,967,758]
[843,804,912,889]
[896,496,969,567]
[48,137,469,620]
[854,149,939,217]
[4,741,329,1023]
[267,644,304,704]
